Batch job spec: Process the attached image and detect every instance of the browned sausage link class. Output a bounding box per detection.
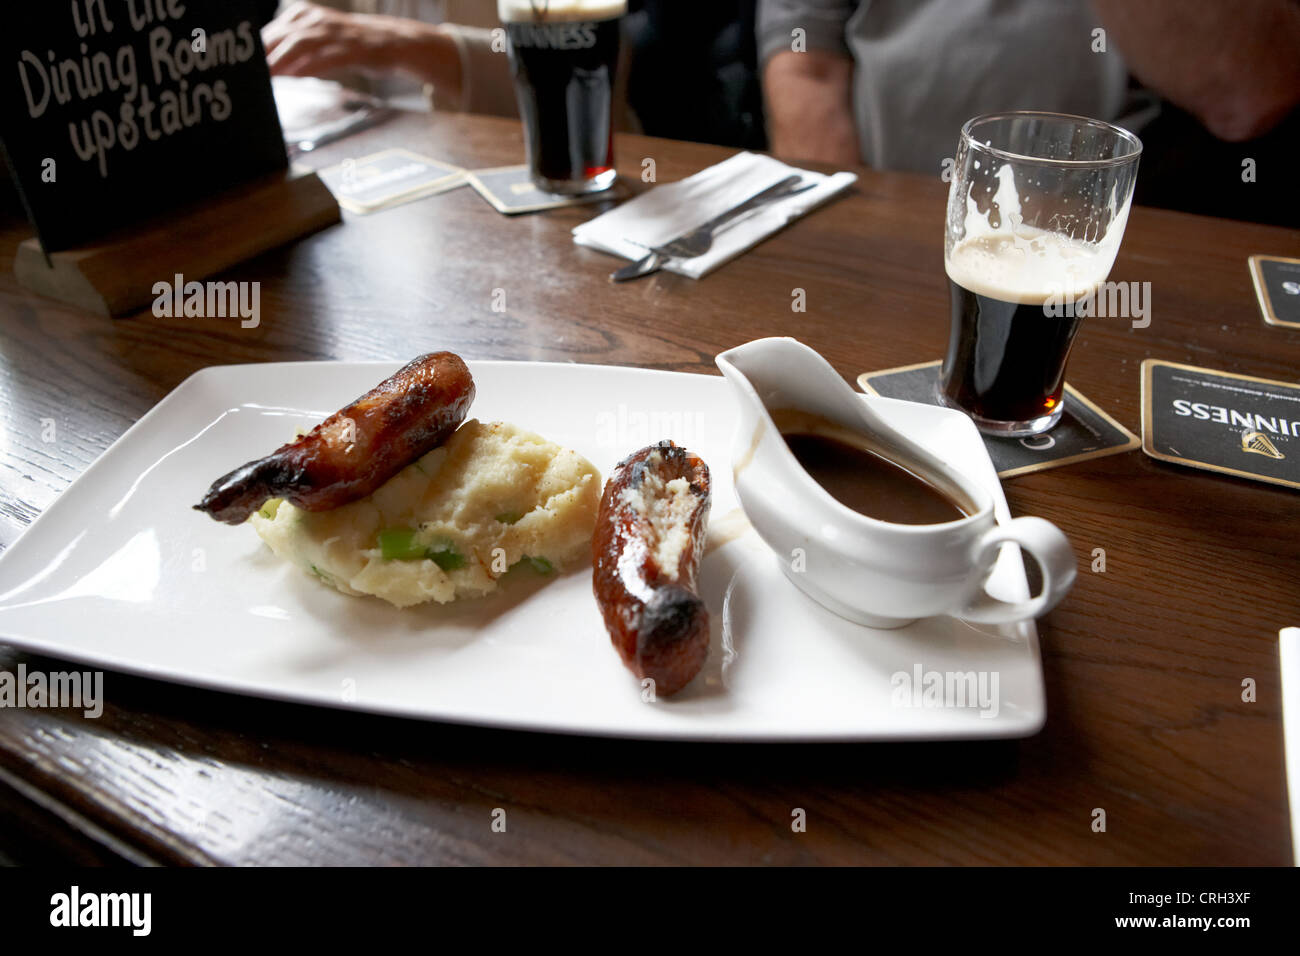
[592,441,712,696]
[194,352,475,525]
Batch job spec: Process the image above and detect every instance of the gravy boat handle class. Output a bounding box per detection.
[958,517,1077,624]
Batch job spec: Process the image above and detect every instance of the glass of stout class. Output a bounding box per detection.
[499,0,625,195]
[940,111,1142,436]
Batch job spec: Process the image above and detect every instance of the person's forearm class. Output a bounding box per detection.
[1092,0,1300,140]
[386,21,463,99]
[264,4,467,102]
[763,49,861,165]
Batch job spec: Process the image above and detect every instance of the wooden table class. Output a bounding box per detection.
[0,111,1297,866]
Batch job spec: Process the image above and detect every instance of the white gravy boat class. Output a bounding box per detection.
[716,337,1076,628]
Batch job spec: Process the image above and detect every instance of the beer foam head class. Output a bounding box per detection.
[498,0,626,22]
[945,230,1117,305]
[946,164,1129,305]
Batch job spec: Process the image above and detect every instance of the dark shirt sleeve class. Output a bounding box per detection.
[255,0,280,28]
[756,0,854,64]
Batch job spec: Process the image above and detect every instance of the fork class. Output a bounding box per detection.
[610,174,816,282]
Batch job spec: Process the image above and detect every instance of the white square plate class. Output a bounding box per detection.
[0,361,1044,740]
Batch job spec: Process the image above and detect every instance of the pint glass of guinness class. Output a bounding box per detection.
[940,112,1142,435]
[499,0,625,195]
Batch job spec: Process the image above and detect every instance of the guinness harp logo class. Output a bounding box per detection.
[1241,430,1285,460]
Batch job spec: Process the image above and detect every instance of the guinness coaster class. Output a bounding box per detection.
[316,148,465,214]
[466,165,625,215]
[1140,359,1300,491]
[1249,255,1300,329]
[857,361,1138,478]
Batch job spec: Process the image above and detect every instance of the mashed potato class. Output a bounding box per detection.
[249,420,601,607]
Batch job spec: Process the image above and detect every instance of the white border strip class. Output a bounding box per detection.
[1281,627,1300,865]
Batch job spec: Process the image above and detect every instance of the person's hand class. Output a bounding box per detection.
[263,0,420,78]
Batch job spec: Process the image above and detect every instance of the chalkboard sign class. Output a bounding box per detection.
[0,0,285,252]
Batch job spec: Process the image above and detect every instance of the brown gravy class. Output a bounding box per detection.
[773,410,970,525]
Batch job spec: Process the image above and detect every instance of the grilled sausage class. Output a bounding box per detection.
[195,352,474,525]
[592,441,711,696]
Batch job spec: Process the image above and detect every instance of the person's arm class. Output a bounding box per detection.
[757,0,861,165]
[263,1,463,99]
[1092,0,1300,141]
[763,50,860,165]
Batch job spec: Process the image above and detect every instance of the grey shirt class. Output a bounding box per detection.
[758,0,1153,173]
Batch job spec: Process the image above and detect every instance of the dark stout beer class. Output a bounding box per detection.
[500,1,625,195]
[939,228,1110,434]
[939,112,1141,435]
[940,280,1083,428]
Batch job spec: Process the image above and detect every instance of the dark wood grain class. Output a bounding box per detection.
[0,112,1297,865]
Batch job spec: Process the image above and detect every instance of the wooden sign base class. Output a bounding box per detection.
[13,166,341,318]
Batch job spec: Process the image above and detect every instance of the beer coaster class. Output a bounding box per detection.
[1140,359,1300,491]
[857,361,1139,478]
[466,165,623,215]
[316,148,466,214]
[1249,255,1300,329]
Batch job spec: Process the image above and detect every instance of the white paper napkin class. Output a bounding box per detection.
[572,152,857,279]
